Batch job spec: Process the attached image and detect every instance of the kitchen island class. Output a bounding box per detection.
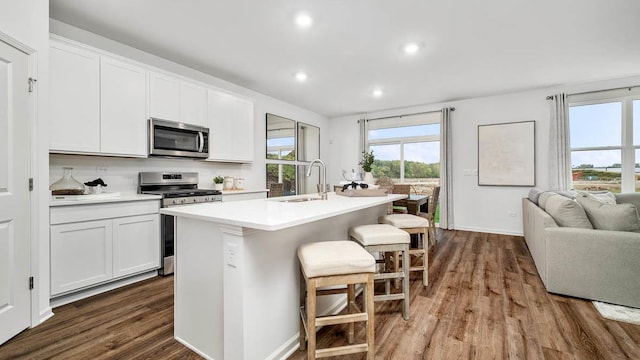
[161,192,406,360]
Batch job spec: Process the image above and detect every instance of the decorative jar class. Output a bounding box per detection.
[50,167,85,195]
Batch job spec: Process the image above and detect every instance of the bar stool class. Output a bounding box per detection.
[378,214,429,286]
[298,241,376,360]
[349,224,411,320]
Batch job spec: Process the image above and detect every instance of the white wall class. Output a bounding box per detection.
[49,19,329,193]
[0,0,52,325]
[330,75,640,236]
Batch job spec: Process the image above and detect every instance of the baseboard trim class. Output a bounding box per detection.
[50,270,158,308]
[453,226,523,237]
[175,335,215,360]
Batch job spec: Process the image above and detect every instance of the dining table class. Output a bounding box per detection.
[393,194,429,215]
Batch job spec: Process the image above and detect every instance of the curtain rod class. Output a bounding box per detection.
[546,85,639,100]
[363,107,455,122]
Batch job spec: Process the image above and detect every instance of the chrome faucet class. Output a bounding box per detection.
[306,158,327,200]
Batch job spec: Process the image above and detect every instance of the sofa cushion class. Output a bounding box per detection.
[575,193,640,232]
[614,192,640,210]
[544,193,593,229]
[578,191,616,205]
[528,188,543,205]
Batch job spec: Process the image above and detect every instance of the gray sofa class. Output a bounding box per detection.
[522,191,640,308]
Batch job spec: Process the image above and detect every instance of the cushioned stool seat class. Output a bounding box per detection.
[299,241,375,278]
[298,241,376,360]
[349,224,411,320]
[379,214,429,286]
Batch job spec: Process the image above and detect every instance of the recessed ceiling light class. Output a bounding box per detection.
[295,71,308,82]
[403,43,419,55]
[372,89,383,97]
[295,13,313,27]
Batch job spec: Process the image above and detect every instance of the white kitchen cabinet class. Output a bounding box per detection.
[50,220,113,296]
[179,81,208,127]
[112,214,160,278]
[100,56,147,156]
[148,71,180,121]
[50,40,100,153]
[50,200,160,297]
[207,90,255,162]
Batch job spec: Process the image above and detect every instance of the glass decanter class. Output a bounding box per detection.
[50,167,85,195]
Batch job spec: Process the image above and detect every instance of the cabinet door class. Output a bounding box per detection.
[149,71,179,121]
[50,220,113,296]
[207,90,234,161]
[100,56,147,156]
[179,81,208,127]
[50,40,100,153]
[232,97,255,162]
[112,214,160,279]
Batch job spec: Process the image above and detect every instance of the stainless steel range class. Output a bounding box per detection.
[139,172,222,275]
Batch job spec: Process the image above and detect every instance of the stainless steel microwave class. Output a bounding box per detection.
[149,118,209,159]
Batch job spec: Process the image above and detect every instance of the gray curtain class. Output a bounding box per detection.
[358,118,367,155]
[548,94,571,190]
[440,107,454,229]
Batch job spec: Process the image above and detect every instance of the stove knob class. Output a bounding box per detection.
[180,198,186,204]
[172,199,178,205]
[193,198,197,203]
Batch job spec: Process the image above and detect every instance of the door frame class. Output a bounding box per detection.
[0,30,42,328]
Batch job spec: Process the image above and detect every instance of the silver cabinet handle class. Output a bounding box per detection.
[198,132,204,152]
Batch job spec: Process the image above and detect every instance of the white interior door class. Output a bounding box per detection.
[0,38,31,344]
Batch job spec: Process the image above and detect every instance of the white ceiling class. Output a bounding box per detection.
[49,0,640,118]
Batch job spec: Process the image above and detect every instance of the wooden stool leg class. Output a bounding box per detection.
[402,244,410,320]
[347,284,355,344]
[393,250,400,289]
[383,252,391,294]
[307,280,317,360]
[365,275,375,360]
[422,231,429,287]
[299,269,306,351]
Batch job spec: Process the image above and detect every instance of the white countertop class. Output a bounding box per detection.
[221,189,269,195]
[160,192,406,231]
[50,193,162,207]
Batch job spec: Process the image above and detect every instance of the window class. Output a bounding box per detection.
[365,112,441,195]
[568,88,640,192]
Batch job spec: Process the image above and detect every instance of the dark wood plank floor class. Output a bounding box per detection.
[1,230,638,359]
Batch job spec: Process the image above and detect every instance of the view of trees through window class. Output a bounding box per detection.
[367,118,440,195]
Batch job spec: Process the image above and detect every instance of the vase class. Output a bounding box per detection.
[213,183,224,191]
[363,172,374,184]
[50,167,85,195]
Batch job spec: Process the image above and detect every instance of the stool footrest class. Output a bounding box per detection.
[316,287,348,296]
[316,312,368,327]
[316,344,369,358]
[374,271,404,280]
[409,266,425,271]
[374,293,406,302]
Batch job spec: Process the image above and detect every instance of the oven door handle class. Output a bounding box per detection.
[197,131,204,153]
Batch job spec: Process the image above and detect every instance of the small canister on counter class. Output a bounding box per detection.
[224,176,235,190]
[233,177,244,190]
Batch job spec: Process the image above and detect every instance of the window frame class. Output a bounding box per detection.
[568,88,640,192]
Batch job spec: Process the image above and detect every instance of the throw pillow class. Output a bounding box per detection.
[575,193,640,231]
[544,193,593,229]
[577,191,616,205]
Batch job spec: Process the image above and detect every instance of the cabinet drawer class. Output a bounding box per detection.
[51,200,160,225]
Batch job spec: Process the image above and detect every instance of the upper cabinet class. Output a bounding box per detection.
[179,81,208,127]
[148,72,208,127]
[50,40,101,153]
[148,72,179,121]
[50,38,147,157]
[49,36,253,162]
[100,56,147,156]
[207,90,254,163]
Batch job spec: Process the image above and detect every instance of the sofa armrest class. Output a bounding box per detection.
[545,227,640,308]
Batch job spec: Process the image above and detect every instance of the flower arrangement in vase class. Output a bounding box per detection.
[213,176,224,191]
[359,150,375,183]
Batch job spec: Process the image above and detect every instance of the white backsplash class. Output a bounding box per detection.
[49,154,256,194]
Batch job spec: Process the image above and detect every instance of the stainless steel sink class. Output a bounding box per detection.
[277,196,322,203]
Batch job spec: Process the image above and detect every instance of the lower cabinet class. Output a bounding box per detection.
[50,201,160,297]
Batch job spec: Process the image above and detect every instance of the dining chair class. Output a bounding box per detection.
[268,183,284,197]
[391,184,411,213]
